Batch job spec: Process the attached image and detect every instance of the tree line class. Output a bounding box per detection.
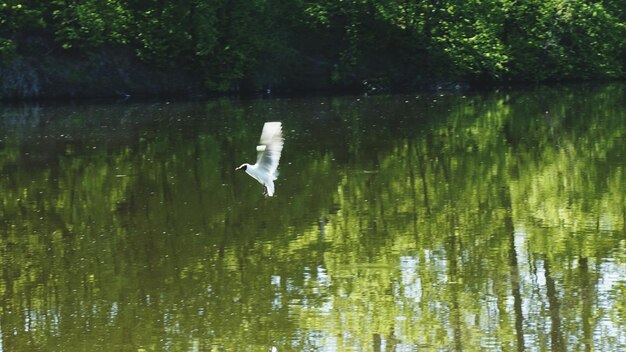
[1,0,625,98]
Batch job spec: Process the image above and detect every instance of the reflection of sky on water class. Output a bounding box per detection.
[597,259,626,344]
[400,256,421,302]
[502,226,623,349]
[296,217,625,351]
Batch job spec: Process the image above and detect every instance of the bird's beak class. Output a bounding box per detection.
[235,164,244,171]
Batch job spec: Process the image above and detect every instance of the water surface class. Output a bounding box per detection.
[1,84,625,351]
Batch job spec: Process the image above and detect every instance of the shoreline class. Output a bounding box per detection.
[1,52,624,102]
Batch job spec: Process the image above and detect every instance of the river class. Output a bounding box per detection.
[1,83,625,351]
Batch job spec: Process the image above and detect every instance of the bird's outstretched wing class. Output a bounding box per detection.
[255,122,283,179]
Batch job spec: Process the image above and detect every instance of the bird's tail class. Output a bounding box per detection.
[265,180,275,197]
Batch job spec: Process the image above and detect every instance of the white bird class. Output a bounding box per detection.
[235,121,284,196]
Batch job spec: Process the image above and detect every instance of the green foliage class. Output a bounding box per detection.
[0,37,15,61]
[0,1,43,60]
[503,0,626,80]
[50,0,131,49]
[426,0,509,78]
[125,1,198,65]
[200,0,267,90]
[0,0,625,95]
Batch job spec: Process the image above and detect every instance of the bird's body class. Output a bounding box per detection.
[236,122,284,196]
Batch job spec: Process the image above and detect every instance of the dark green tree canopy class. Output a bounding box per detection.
[1,0,625,98]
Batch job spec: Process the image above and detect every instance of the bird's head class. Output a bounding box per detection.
[235,163,248,171]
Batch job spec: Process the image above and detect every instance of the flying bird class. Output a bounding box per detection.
[235,122,284,196]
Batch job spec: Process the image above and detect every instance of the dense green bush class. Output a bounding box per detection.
[1,0,625,97]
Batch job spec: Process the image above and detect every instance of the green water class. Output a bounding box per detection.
[1,84,625,351]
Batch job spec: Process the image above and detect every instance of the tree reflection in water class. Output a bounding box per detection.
[0,84,625,351]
